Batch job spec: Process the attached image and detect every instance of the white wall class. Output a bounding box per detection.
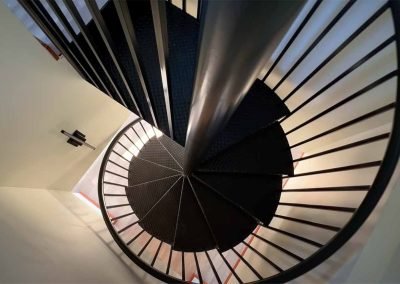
[170,0,198,18]
[0,186,159,283]
[343,160,400,283]
[0,2,130,191]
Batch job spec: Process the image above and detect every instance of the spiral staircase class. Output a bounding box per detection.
[18,0,400,282]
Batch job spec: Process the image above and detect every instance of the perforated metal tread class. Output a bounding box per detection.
[125,131,283,252]
[129,155,181,186]
[133,178,183,244]
[199,122,294,176]
[139,138,182,171]
[166,3,200,145]
[126,175,181,220]
[103,117,294,282]
[190,177,258,252]
[101,2,154,122]
[203,79,290,161]
[73,3,141,113]
[128,0,169,133]
[173,178,217,252]
[195,172,282,224]
[157,134,185,165]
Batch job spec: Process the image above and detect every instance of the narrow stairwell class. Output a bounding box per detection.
[15,0,400,282]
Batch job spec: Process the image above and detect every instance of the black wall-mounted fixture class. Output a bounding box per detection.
[61,129,96,150]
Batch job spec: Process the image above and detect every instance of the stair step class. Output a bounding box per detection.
[126,175,181,218]
[166,3,200,145]
[157,134,185,165]
[195,172,282,224]
[129,155,181,185]
[72,2,143,115]
[128,0,170,133]
[203,79,290,161]
[139,138,182,171]
[135,178,183,244]
[199,123,294,175]
[190,177,257,252]
[101,2,154,122]
[173,178,216,251]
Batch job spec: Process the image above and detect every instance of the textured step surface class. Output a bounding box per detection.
[190,177,258,251]
[166,3,200,145]
[102,2,154,122]
[132,177,183,244]
[71,1,290,155]
[129,154,181,185]
[73,2,143,114]
[195,172,282,224]
[139,138,182,171]
[158,134,185,165]
[126,175,181,219]
[199,122,294,176]
[128,0,169,132]
[203,79,290,161]
[173,178,216,251]
[125,131,286,252]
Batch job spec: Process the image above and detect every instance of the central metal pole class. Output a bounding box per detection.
[183,0,305,175]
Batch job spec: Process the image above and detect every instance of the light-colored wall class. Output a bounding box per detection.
[343,160,400,283]
[0,2,130,191]
[170,0,198,18]
[0,186,158,284]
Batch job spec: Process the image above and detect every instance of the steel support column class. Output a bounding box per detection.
[183,0,305,174]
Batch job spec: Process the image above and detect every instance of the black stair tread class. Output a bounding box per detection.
[195,172,282,224]
[101,2,154,123]
[68,39,108,94]
[134,178,183,244]
[126,175,181,218]
[73,3,140,114]
[157,134,185,166]
[173,178,216,252]
[190,177,257,252]
[138,138,182,171]
[166,3,200,145]
[128,0,170,134]
[128,156,180,186]
[199,122,294,176]
[203,79,290,161]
